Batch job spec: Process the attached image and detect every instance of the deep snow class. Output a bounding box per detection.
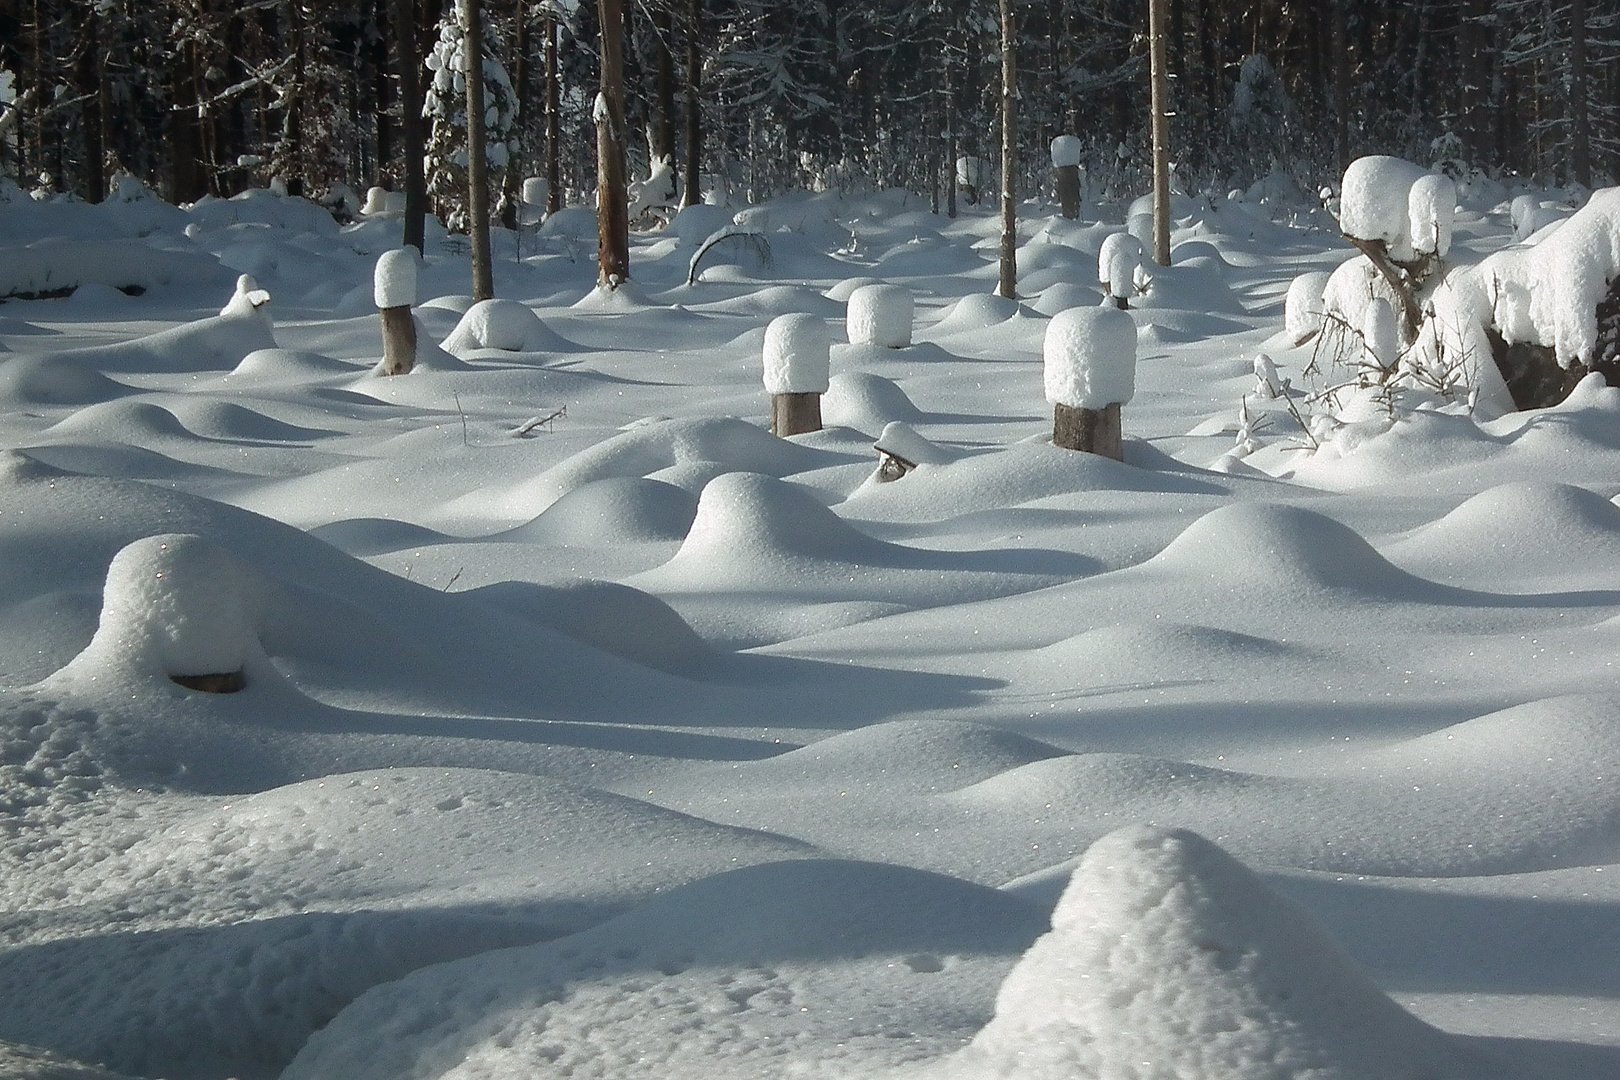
[0,175,1616,1080]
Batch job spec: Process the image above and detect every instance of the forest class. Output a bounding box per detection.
[0,0,1615,224]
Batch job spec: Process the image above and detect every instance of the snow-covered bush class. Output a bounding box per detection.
[1408,174,1456,258]
[847,284,912,348]
[1284,271,1331,345]
[1044,305,1136,410]
[1340,156,1439,262]
[1097,232,1145,306]
[423,13,517,232]
[762,313,830,394]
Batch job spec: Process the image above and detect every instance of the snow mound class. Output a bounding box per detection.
[281,859,1047,1080]
[372,248,417,309]
[847,283,913,347]
[1033,622,1304,679]
[821,371,924,431]
[224,348,360,383]
[690,284,840,319]
[472,579,718,673]
[1386,481,1620,586]
[0,1040,136,1080]
[1284,270,1332,343]
[38,276,277,374]
[500,476,698,545]
[825,275,885,302]
[1148,502,1436,597]
[654,471,893,565]
[1098,231,1145,300]
[931,292,1021,332]
[939,826,1474,1080]
[439,299,558,354]
[0,354,133,407]
[1049,135,1084,169]
[1029,281,1100,316]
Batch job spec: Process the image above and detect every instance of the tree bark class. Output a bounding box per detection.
[397,0,427,252]
[462,0,494,301]
[1053,402,1123,460]
[1148,0,1171,267]
[1056,164,1079,220]
[502,4,529,229]
[652,5,676,173]
[771,392,822,438]
[78,5,104,203]
[1570,0,1592,187]
[597,0,631,286]
[1332,0,1350,171]
[379,304,418,375]
[997,0,1016,300]
[284,0,306,198]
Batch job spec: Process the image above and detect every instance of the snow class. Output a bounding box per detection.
[1048,135,1083,170]
[1409,171,1457,257]
[372,248,417,310]
[0,180,1617,1080]
[1097,230,1144,300]
[1043,305,1136,409]
[761,312,831,394]
[846,283,913,347]
[1339,154,1434,260]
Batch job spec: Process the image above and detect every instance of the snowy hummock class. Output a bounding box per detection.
[1043,305,1136,410]
[372,248,418,310]
[439,298,552,353]
[847,283,913,348]
[1362,296,1399,371]
[936,826,1479,1080]
[1408,172,1457,257]
[1284,270,1332,343]
[761,312,831,394]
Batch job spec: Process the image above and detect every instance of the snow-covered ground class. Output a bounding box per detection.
[0,176,1617,1079]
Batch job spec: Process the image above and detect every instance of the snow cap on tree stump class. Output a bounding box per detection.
[847,284,913,348]
[1407,173,1456,258]
[1098,232,1145,302]
[1044,305,1137,410]
[762,313,831,394]
[1050,135,1084,169]
[220,274,271,319]
[90,533,257,683]
[373,248,418,310]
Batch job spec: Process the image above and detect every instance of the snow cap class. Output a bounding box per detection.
[1339,155,1432,261]
[373,248,418,310]
[1284,270,1331,344]
[1044,304,1136,409]
[847,283,913,348]
[874,421,952,467]
[1362,296,1399,371]
[92,533,256,678]
[762,312,831,394]
[220,274,271,319]
[522,177,548,207]
[1050,135,1084,170]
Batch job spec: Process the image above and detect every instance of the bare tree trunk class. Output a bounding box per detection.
[78,4,104,203]
[397,0,427,251]
[502,4,529,229]
[946,46,957,220]
[1332,0,1350,171]
[1571,0,1592,187]
[997,0,1016,300]
[1148,0,1171,267]
[597,0,631,285]
[544,9,561,215]
[652,5,676,174]
[372,0,394,188]
[284,0,306,198]
[681,0,702,208]
[462,0,494,300]
[1053,402,1122,460]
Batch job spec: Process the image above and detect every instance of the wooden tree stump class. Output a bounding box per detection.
[379,305,417,376]
[772,391,822,437]
[1053,401,1122,460]
[171,671,246,694]
[1056,164,1080,221]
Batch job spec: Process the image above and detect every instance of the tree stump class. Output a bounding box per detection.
[379,305,417,376]
[1053,401,1122,460]
[171,671,246,694]
[772,392,822,438]
[1056,164,1081,220]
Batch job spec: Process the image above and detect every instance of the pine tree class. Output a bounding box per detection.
[423,6,517,234]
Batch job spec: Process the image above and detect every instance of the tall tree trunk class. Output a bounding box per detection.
[997,0,1016,300]
[397,0,426,251]
[284,0,306,198]
[462,0,494,300]
[1570,0,1592,187]
[372,0,394,187]
[1332,0,1349,171]
[502,5,529,229]
[544,9,561,214]
[946,43,957,220]
[652,5,676,176]
[597,0,631,285]
[1148,0,1171,267]
[78,4,104,203]
[681,0,701,208]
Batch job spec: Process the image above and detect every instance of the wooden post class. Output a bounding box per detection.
[771,392,822,438]
[1056,164,1080,220]
[379,305,417,375]
[1053,402,1123,460]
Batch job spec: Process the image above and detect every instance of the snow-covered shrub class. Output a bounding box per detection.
[1097,232,1145,306]
[1044,305,1136,410]
[847,284,913,348]
[1339,156,1435,262]
[423,13,517,232]
[628,158,679,223]
[1408,174,1456,258]
[1361,298,1399,373]
[762,313,831,394]
[1284,271,1331,345]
